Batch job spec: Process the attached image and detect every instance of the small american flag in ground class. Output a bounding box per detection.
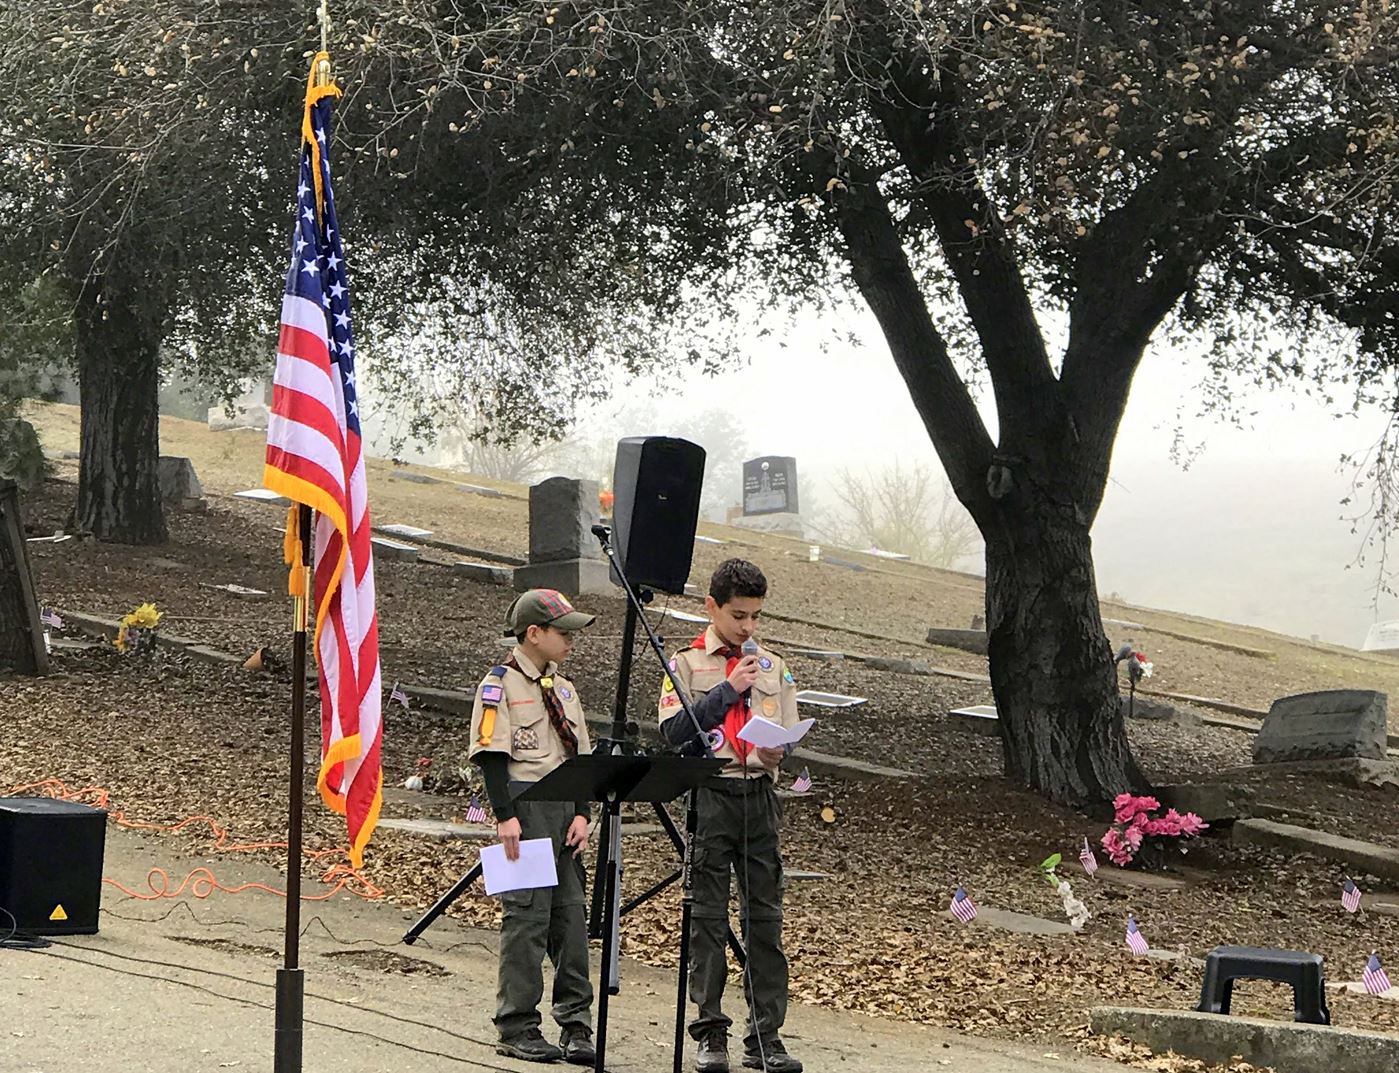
[1126,915,1149,955]
[464,796,489,824]
[1343,878,1363,913]
[1080,837,1099,876]
[40,608,63,629]
[949,887,978,923]
[389,682,410,709]
[791,768,813,794]
[1364,954,1393,995]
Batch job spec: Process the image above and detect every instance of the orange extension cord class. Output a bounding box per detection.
[7,779,383,902]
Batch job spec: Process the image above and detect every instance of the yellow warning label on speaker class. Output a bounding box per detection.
[49,904,68,922]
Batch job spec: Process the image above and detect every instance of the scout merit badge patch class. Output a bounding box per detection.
[762,696,778,716]
[513,727,540,751]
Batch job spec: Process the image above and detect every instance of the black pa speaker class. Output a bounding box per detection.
[0,798,107,936]
[611,436,706,595]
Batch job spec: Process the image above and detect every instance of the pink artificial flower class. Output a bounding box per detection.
[1101,827,1134,867]
[1112,793,1138,823]
[1124,825,1144,851]
[1114,793,1161,824]
[1177,812,1209,836]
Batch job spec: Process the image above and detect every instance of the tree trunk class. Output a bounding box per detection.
[74,275,167,544]
[984,486,1146,809]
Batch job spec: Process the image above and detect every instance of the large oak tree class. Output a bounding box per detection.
[356,0,1399,805]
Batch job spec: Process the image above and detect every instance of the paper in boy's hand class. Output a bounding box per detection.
[481,837,558,896]
[736,716,816,749]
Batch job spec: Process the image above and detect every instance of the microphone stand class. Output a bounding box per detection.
[590,524,729,1073]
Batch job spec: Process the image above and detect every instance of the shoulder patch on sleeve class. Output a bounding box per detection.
[489,664,508,677]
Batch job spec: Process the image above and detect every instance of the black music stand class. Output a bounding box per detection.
[517,752,726,1073]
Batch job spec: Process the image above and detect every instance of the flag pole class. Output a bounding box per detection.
[275,502,313,1072]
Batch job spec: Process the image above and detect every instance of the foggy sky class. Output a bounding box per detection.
[563,304,1395,649]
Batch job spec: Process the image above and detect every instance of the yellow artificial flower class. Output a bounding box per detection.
[115,602,163,653]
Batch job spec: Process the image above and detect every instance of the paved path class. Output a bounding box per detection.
[2,827,1128,1073]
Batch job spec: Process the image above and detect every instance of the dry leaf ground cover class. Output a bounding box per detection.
[7,409,1399,1062]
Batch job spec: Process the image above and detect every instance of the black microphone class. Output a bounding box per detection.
[741,637,759,710]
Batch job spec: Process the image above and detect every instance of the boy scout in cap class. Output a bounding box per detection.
[657,559,802,1073]
[470,588,597,1064]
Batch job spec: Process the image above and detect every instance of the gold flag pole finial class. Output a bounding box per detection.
[316,0,332,83]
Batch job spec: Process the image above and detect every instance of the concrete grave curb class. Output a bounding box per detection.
[1233,817,1399,883]
[1090,1005,1399,1073]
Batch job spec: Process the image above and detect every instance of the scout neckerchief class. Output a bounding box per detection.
[691,631,752,761]
[507,654,579,757]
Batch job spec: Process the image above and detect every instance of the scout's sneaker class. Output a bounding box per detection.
[496,1028,564,1063]
[560,1024,596,1066]
[695,1027,730,1073]
[741,1040,803,1073]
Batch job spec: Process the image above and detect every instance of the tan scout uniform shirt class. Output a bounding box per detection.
[659,625,799,779]
[468,646,592,782]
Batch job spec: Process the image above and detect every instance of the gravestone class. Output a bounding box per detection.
[0,479,48,675]
[1253,689,1388,764]
[513,476,611,595]
[949,704,1001,736]
[157,457,206,511]
[1363,620,1399,652]
[207,378,271,431]
[370,536,421,562]
[925,626,989,655]
[732,455,803,536]
[0,419,45,492]
[1119,694,1201,726]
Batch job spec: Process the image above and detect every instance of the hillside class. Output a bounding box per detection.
[23,400,1399,717]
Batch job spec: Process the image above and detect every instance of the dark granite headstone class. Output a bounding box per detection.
[742,456,799,516]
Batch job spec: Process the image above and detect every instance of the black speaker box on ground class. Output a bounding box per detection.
[0,797,106,936]
[611,436,706,595]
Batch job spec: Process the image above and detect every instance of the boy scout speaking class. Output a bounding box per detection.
[658,559,803,1073]
[470,588,597,1065]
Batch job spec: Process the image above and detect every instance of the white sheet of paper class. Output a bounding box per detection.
[736,716,816,749]
[480,837,559,896]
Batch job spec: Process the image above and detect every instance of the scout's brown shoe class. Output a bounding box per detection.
[496,1028,564,1063]
[560,1024,595,1066]
[741,1040,803,1073]
[696,1028,730,1073]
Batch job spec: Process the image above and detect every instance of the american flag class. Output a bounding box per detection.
[1343,878,1363,913]
[465,796,489,824]
[791,767,813,794]
[40,608,63,629]
[1364,953,1392,995]
[949,887,978,923]
[389,682,410,709]
[1126,915,1149,955]
[263,58,381,870]
[1080,837,1099,876]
